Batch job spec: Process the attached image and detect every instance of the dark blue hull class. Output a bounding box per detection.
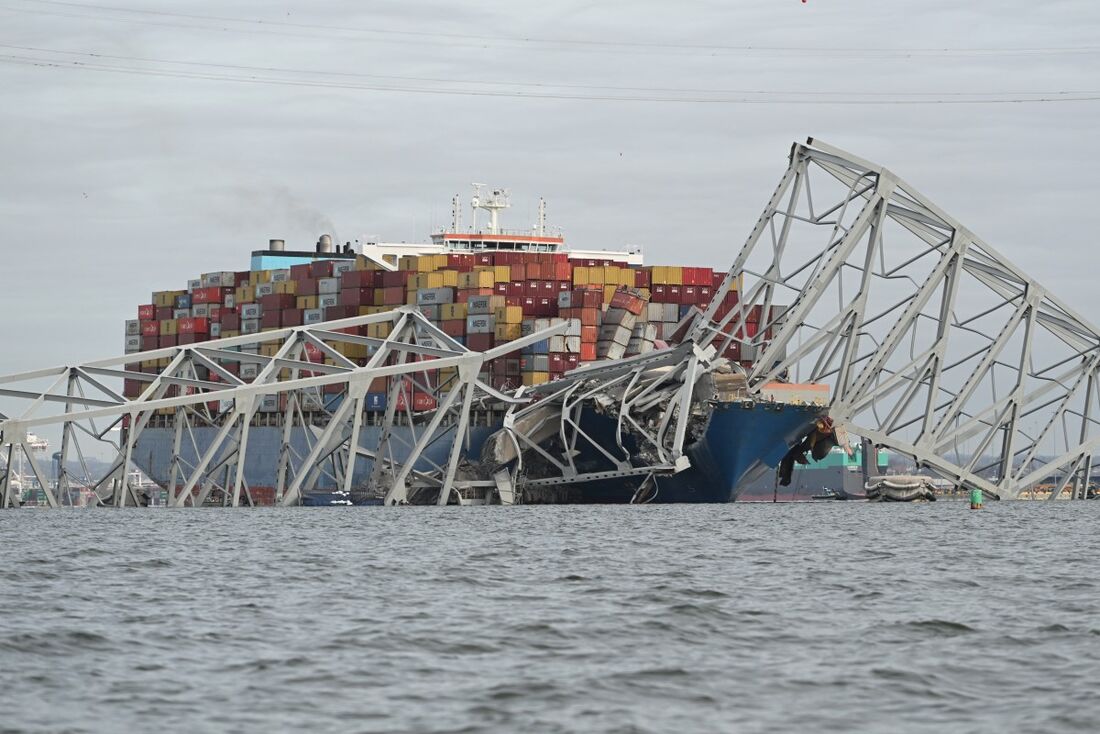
[523,400,827,504]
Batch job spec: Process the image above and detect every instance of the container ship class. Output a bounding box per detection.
[121,187,831,505]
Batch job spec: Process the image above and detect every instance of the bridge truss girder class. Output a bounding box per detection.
[0,307,565,508]
[691,138,1100,499]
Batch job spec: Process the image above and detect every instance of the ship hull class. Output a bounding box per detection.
[132,401,826,505]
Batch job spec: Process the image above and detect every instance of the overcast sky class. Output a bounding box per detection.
[1,0,1098,379]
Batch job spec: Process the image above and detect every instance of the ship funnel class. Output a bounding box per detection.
[317,234,334,253]
[269,238,286,251]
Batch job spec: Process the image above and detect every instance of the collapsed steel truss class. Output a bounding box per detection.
[691,138,1100,499]
[481,340,720,502]
[0,307,564,508]
[3,138,1098,506]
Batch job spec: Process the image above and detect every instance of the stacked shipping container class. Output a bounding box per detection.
[126,253,764,411]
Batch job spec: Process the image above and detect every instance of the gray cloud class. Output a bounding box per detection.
[1,0,1098,382]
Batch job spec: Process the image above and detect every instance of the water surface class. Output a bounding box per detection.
[2,502,1099,733]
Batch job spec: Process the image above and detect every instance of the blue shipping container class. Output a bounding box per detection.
[176,293,192,309]
[365,392,387,411]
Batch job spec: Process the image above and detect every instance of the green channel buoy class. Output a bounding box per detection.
[970,488,983,509]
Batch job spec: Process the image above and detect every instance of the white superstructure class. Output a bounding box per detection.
[360,186,642,269]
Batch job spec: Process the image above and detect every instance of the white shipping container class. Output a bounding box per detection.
[548,335,567,353]
[270,269,290,283]
[240,304,262,320]
[124,319,140,336]
[332,261,354,276]
[255,283,275,298]
[318,294,339,309]
[173,308,190,320]
[124,335,141,352]
[565,336,582,353]
[240,363,260,380]
[224,294,236,309]
[192,303,210,317]
[600,342,627,360]
[209,323,221,338]
[303,308,324,324]
[187,278,202,291]
[241,318,260,334]
[318,277,340,295]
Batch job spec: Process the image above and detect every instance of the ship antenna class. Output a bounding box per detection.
[451,194,461,232]
[537,197,546,237]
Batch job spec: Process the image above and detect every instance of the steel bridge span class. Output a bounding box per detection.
[2,139,1098,506]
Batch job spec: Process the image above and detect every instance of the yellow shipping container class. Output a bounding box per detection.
[260,344,280,357]
[235,286,254,304]
[157,357,171,369]
[373,290,386,307]
[493,265,511,283]
[141,358,158,370]
[604,285,618,304]
[619,269,635,287]
[251,270,273,284]
[297,295,319,310]
[438,366,459,385]
[405,290,417,305]
[220,330,240,338]
[159,319,178,336]
[274,280,299,295]
[367,323,393,339]
[415,254,436,273]
[152,290,185,308]
[651,266,683,286]
[460,268,495,289]
[495,322,522,341]
[354,255,381,271]
[494,305,523,324]
[336,343,369,360]
[441,303,468,320]
[399,255,418,271]
[522,371,550,386]
[440,269,458,287]
[573,266,589,286]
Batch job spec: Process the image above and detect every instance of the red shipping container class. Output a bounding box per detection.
[668,286,682,303]
[382,286,405,305]
[565,354,580,370]
[156,306,173,320]
[549,353,565,372]
[523,281,540,297]
[579,343,598,361]
[681,286,698,305]
[290,264,312,280]
[634,269,651,288]
[510,264,526,281]
[713,272,726,289]
[208,305,222,323]
[137,304,155,321]
[310,260,334,278]
[610,290,645,315]
[140,320,159,337]
[141,335,158,351]
[326,305,358,320]
[191,286,223,305]
[295,278,319,296]
[340,287,373,306]
[282,309,304,327]
[222,312,241,330]
[260,293,296,311]
[261,310,282,328]
[235,271,251,287]
[159,334,178,348]
[341,270,374,289]
[381,270,411,288]
[580,325,599,343]
[493,283,508,295]
[578,289,602,308]
[467,333,494,351]
[178,317,209,334]
[504,295,523,307]
[475,253,493,266]
[538,298,555,316]
[178,333,199,345]
[442,319,466,337]
[699,286,713,304]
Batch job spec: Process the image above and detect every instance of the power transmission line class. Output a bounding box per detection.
[3,48,1099,105]
[7,0,1100,59]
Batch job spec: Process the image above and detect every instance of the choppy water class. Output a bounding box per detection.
[2,502,1099,733]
